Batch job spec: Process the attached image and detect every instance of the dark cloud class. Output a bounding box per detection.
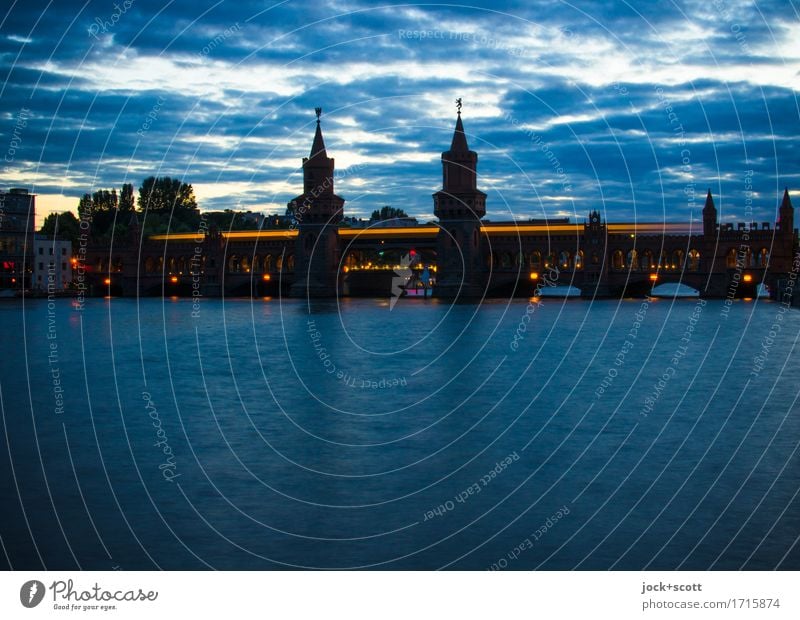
[0,0,797,224]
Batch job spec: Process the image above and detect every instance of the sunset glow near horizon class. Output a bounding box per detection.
[1,0,798,228]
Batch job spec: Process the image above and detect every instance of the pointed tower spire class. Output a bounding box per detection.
[439,100,480,194]
[704,189,714,209]
[702,188,717,237]
[781,187,792,209]
[450,112,469,152]
[309,107,327,159]
[778,187,794,235]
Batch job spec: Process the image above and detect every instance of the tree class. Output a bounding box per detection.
[137,176,198,213]
[77,193,92,219]
[91,189,118,214]
[370,206,408,221]
[120,183,134,211]
[39,211,80,246]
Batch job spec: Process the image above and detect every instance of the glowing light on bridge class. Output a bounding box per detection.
[530,272,539,280]
[649,273,658,281]
[743,274,753,282]
[262,274,271,281]
[103,278,111,285]
[170,276,179,284]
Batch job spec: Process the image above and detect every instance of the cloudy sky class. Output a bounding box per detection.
[1,0,798,227]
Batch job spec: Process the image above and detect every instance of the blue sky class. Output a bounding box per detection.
[1,0,798,226]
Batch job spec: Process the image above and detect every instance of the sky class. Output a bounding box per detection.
[0,0,798,227]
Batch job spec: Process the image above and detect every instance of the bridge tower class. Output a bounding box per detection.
[581,209,609,297]
[289,108,345,298]
[778,187,794,236]
[703,189,717,237]
[433,102,487,297]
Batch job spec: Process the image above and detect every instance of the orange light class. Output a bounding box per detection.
[342,266,349,273]
[530,272,539,280]
[103,278,111,285]
[262,274,271,281]
[743,274,752,282]
[170,276,179,284]
[649,273,658,281]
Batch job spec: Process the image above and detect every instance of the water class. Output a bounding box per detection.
[1,295,798,570]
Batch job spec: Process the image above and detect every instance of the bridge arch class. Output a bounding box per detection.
[651,282,700,297]
[540,284,581,297]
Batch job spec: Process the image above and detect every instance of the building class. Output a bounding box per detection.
[33,235,72,292]
[0,187,35,290]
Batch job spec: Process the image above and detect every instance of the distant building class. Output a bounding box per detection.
[262,214,294,229]
[33,235,72,292]
[342,216,370,228]
[0,187,35,290]
[239,211,266,228]
[370,217,419,228]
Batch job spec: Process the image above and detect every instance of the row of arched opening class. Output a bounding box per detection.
[227,254,294,274]
[725,247,770,269]
[611,247,770,272]
[489,250,586,270]
[141,254,295,275]
[94,257,124,273]
[144,255,203,274]
[488,246,772,274]
[611,249,700,271]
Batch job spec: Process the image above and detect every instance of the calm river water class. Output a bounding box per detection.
[1,295,798,569]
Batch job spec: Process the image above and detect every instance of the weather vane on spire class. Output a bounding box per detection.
[455,98,462,114]
[315,107,322,121]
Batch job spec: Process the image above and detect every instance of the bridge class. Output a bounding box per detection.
[84,108,798,301]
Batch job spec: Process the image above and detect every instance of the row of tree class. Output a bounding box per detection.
[41,176,200,243]
[40,176,411,245]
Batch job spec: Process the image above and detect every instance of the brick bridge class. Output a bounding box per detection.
[85,109,798,300]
